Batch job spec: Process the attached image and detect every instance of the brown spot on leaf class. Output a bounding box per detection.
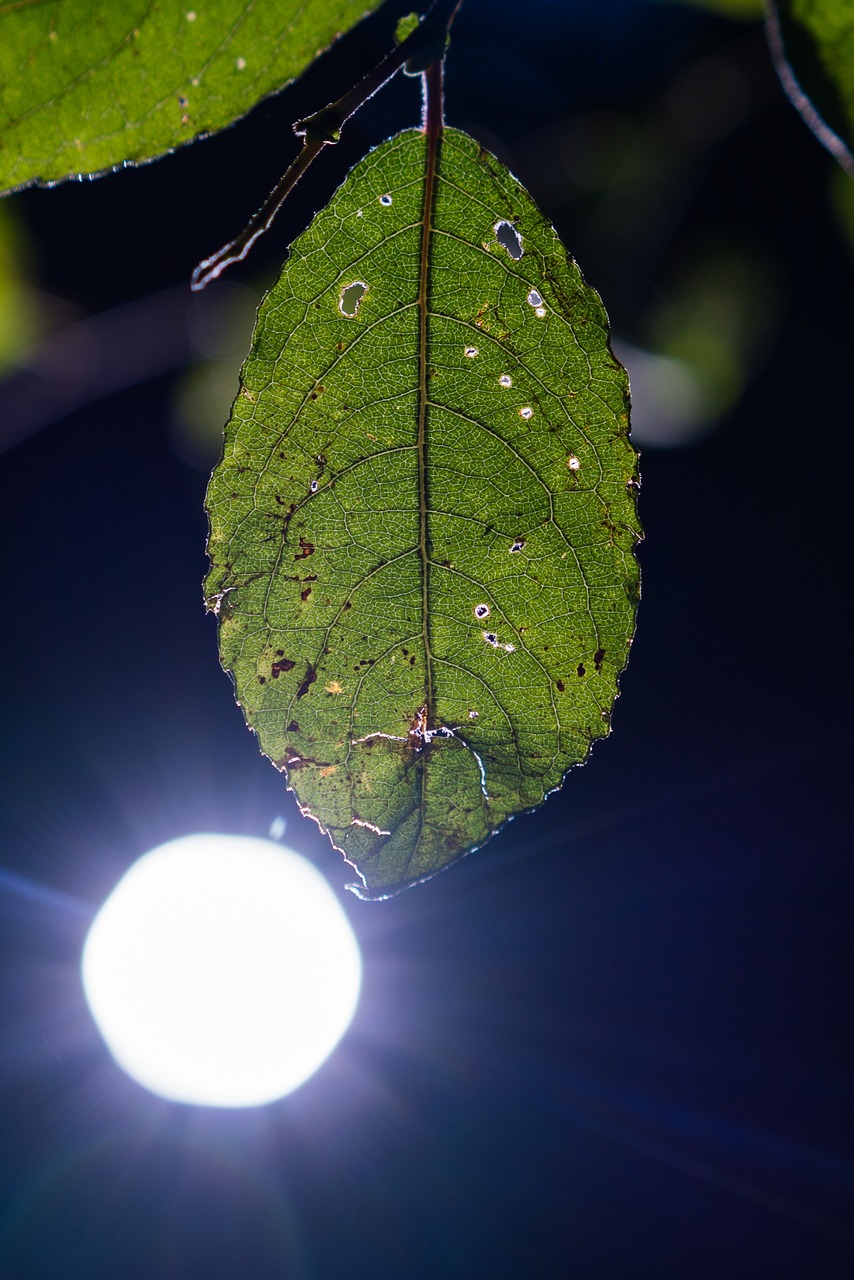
[594,648,605,672]
[577,663,586,677]
[296,664,317,698]
[301,586,312,602]
[295,536,315,560]
[271,657,296,678]
[556,679,565,691]
[287,721,299,732]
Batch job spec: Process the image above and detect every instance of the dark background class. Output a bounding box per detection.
[1,0,852,1276]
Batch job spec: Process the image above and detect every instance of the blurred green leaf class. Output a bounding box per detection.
[205,127,640,896]
[0,202,39,368]
[767,0,854,176]
[671,0,762,20]
[0,0,382,194]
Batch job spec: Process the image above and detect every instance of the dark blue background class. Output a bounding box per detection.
[1,1,852,1276]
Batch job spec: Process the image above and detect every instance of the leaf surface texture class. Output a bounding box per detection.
[0,0,380,192]
[206,127,641,895]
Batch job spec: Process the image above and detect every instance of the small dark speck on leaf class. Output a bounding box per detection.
[301,586,312,601]
[343,600,352,611]
[594,648,605,672]
[556,679,565,691]
[287,721,300,732]
[295,536,315,560]
[577,663,586,677]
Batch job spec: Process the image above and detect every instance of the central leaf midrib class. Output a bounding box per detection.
[417,121,441,732]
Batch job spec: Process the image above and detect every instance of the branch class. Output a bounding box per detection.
[191,0,462,291]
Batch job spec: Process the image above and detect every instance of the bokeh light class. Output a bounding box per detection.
[81,834,362,1107]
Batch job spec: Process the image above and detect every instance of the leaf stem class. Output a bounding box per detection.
[417,57,444,733]
[191,0,462,290]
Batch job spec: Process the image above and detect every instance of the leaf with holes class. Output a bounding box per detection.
[767,0,854,176]
[0,0,382,194]
[205,126,641,897]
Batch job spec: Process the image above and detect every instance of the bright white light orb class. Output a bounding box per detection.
[81,833,361,1107]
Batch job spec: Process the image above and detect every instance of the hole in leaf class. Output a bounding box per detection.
[495,221,523,259]
[483,632,499,646]
[498,374,513,388]
[567,454,581,471]
[509,539,525,553]
[379,194,392,206]
[339,282,368,317]
[519,407,533,420]
[527,289,543,307]
[310,480,319,492]
[474,604,490,619]
[465,346,479,358]
[468,710,479,719]
[535,306,547,318]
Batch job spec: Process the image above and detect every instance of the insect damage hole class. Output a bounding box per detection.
[527,289,543,307]
[379,194,393,206]
[519,407,533,420]
[495,221,523,259]
[567,454,581,471]
[474,604,490,619]
[509,538,525,553]
[498,374,513,388]
[339,281,368,317]
[464,346,479,358]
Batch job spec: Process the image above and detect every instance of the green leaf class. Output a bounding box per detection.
[0,0,382,194]
[205,127,641,897]
[767,0,854,176]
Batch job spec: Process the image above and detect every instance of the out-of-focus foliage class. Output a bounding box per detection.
[766,0,854,176]
[672,0,762,19]
[0,204,39,371]
[171,282,260,470]
[630,241,784,445]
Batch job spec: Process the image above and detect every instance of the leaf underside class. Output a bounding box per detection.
[205,127,641,897]
[0,0,381,194]
[767,0,854,176]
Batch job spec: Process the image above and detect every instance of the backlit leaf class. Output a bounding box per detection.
[0,0,381,194]
[767,0,854,176]
[205,127,641,897]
